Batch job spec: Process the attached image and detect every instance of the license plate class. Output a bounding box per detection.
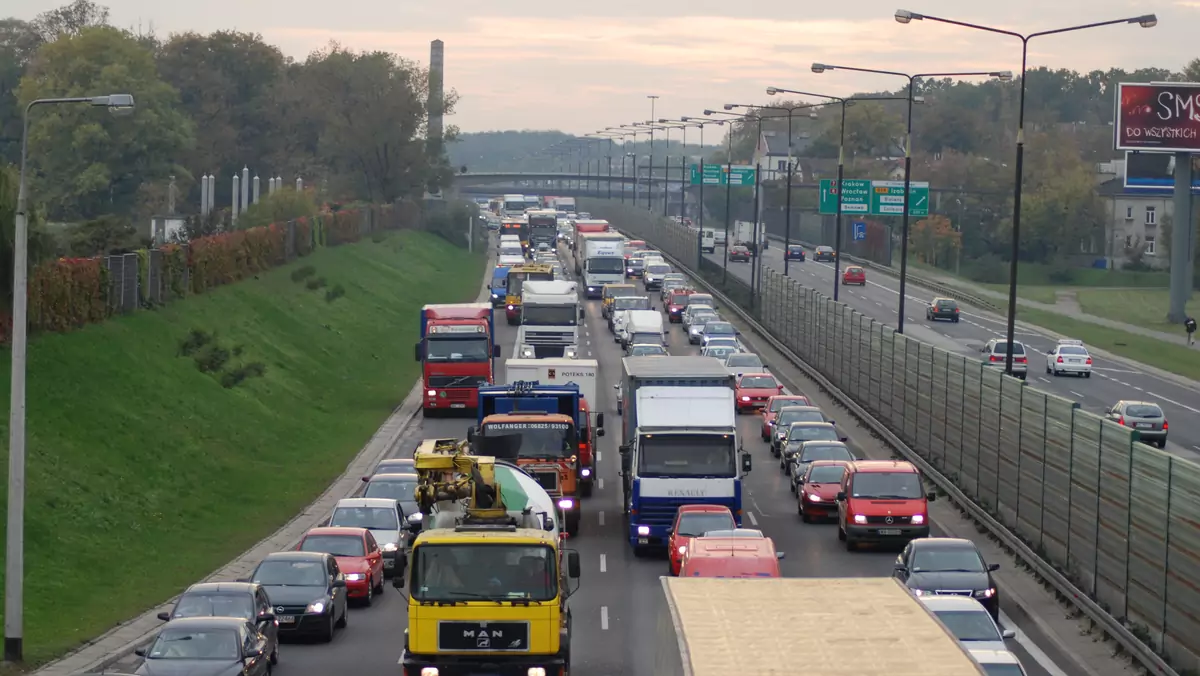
[278,616,296,624]
[1136,422,1153,429]
[450,403,466,409]
[878,529,902,536]
[1069,359,1081,364]
[638,537,650,545]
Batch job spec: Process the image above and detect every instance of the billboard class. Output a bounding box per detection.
[1123,152,1200,192]
[1115,82,1200,153]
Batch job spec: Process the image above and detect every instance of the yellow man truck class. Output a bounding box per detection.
[396,443,581,676]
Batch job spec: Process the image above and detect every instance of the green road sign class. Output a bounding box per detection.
[689,164,756,186]
[819,179,930,217]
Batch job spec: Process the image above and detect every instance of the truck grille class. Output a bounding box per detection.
[864,515,913,525]
[531,345,566,358]
[523,331,573,343]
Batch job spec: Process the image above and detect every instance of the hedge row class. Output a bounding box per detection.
[21,203,406,340]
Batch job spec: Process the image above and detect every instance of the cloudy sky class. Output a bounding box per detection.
[16,0,1193,134]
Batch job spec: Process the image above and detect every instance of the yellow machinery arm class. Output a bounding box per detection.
[412,438,510,522]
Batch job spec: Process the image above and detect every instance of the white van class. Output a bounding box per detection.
[701,228,716,253]
[623,310,665,348]
[713,229,727,247]
[499,242,523,258]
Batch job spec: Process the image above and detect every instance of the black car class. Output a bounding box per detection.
[785,245,806,261]
[156,582,278,665]
[893,537,1001,619]
[246,551,349,642]
[813,245,836,262]
[136,616,272,676]
[926,297,960,322]
[729,245,751,262]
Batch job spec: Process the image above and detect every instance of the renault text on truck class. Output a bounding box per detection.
[516,280,582,359]
[471,381,587,535]
[502,194,528,218]
[579,231,625,299]
[504,359,604,497]
[527,209,559,251]
[618,356,750,554]
[415,303,500,414]
[505,263,555,325]
[397,443,581,676]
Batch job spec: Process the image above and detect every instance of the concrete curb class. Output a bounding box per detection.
[34,237,495,676]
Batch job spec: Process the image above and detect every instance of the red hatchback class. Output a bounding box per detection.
[735,373,784,413]
[666,289,694,323]
[761,394,812,440]
[797,460,850,522]
[667,505,737,576]
[842,266,866,286]
[296,527,385,604]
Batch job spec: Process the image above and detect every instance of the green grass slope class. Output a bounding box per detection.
[0,230,484,665]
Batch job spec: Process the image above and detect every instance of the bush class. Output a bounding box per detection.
[1047,268,1076,284]
[424,200,478,248]
[290,265,317,283]
[305,276,328,290]
[961,254,1009,284]
[29,257,110,332]
[328,210,363,245]
[325,284,345,302]
[234,187,318,231]
[220,361,267,388]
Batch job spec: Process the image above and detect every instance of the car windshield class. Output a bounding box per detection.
[934,610,1002,642]
[676,512,736,537]
[740,376,776,389]
[689,296,713,306]
[614,298,651,311]
[779,410,825,425]
[769,397,808,412]
[411,544,557,602]
[847,267,863,274]
[670,294,691,304]
[300,534,365,557]
[607,287,636,298]
[374,460,413,474]
[1057,346,1088,356]
[147,628,240,660]
[727,354,762,368]
[990,342,1025,355]
[365,478,418,502]
[252,560,327,587]
[787,428,838,444]
[807,465,846,483]
[799,444,852,463]
[851,471,924,499]
[703,347,734,359]
[980,665,1025,676]
[704,322,734,335]
[631,345,666,356]
[692,314,717,326]
[817,247,832,252]
[647,264,670,274]
[330,506,399,531]
[912,547,986,572]
[936,300,957,308]
[1126,404,1163,418]
[172,593,254,620]
[788,246,801,251]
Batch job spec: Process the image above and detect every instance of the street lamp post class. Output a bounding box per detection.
[7,93,135,664]
[640,121,674,216]
[658,119,694,221]
[704,109,744,284]
[896,9,1157,371]
[813,63,1011,333]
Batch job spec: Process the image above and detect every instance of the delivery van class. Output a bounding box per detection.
[837,460,936,550]
[680,533,784,578]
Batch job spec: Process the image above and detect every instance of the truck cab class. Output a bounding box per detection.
[505,264,554,325]
[578,230,623,298]
[527,209,559,251]
[415,303,501,414]
[488,265,510,308]
[516,280,583,359]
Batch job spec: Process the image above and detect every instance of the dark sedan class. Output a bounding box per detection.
[136,617,271,676]
[728,245,751,262]
[893,537,1001,619]
[246,551,348,642]
[785,245,805,261]
[156,582,278,665]
[813,245,836,262]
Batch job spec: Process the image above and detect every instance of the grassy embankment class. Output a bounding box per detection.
[0,229,483,666]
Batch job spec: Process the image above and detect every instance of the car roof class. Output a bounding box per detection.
[738,373,775,381]
[968,649,1023,665]
[850,459,918,473]
[377,458,414,466]
[158,616,248,630]
[677,504,734,514]
[778,405,821,414]
[303,526,369,538]
[769,394,808,402]
[183,582,257,595]
[1119,400,1161,408]
[786,421,834,428]
[919,595,991,612]
[910,537,974,550]
[334,497,398,508]
[804,459,850,470]
[261,551,329,563]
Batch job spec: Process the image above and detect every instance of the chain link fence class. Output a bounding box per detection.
[586,198,1200,672]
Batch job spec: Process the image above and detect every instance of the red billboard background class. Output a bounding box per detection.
[1115,82,1200,153]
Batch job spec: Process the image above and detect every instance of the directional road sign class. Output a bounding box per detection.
[819,179,930,217]
[852,221,866,241]
[690,164,756,186]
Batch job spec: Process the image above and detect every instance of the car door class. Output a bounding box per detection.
[242,622,270,676]
[364,531,384,578]
[254,588,278,647]
[327,556,346,617]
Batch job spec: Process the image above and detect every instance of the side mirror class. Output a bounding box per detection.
[414,343,421,361]
[894,563,906,573]
[596,413,605,428]
[735,328,740,335]
[987,563,1000,572]
[157,611,171,621]
[567,551,581,578]
[829,420,836,425]
[333,578,347,588]
[596,428,606,437]
[774,550,785,560]
[926,492,937,502]
[579,308,585,320]
[777,385,784,391]
[613,384,621,390]
[840,436,849,443]
[361,476,370,483]
[258,613,276,623]
[741,452,752,474]
[836,491,847,501]
[1001,629,1016,639]
[135,649,147,657]
[492,345,501,358]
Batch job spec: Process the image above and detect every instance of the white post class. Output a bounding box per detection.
[232,174,240,225]
[252,175,260,204]
[200,174,209,216]
[206,175,215,213]
[296,176,303,192]
[240,166,249,212]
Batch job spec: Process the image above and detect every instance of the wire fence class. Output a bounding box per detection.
[588,198,1200,672]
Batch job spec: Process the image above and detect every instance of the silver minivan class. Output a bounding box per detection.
[980,339,1028,380]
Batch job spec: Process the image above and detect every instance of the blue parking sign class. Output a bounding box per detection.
[852,221,866,241]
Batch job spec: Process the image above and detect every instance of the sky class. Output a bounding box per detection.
[15,0,1195,135]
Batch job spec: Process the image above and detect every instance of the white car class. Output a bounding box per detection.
[919,596,1014,653]
[612,309,633,344]
[967,648,1028,675]
[723,352,766,376]
[1046,338,1091,377]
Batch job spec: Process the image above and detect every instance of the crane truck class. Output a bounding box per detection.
[395,441,581,676]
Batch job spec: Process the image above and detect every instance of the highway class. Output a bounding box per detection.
[702,241,1200,463]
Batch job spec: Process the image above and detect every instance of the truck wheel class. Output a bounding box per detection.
[633,546,648,558]
[579,482,593,498]
[566,511,580,536]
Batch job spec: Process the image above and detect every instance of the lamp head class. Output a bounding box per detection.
[658,118,669,123]
[992,71,1014,82]
[912,95,926,104]
[681,116,693,122]
[703,110,715,116]
[811,63,828,74]
[894,9,920,24]
[723,103,735,111]
[766,87,778,96]
[1136,14,1157,27]
[92,93,135,116]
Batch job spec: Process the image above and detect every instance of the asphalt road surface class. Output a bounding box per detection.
[703,242,1200,463]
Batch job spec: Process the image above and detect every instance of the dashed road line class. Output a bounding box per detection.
[598,511,606,526]
[600,606,609,630]
[599,554,607,573]
[1069,391,1085,399]
[746,511,759,527]
[598,478,605,490]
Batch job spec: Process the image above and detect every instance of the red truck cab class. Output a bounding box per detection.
[415,303,499,415]
[679,532,784,578]
[837,460,935,550]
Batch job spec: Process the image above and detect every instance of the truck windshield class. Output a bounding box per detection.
[508,272,554,297]
[504,201,525,213]
[639,435,736,478]
[412,544,557,602]
[480,421,576,459]
[426,336,490,362]
[522,306,578,326]
[613,298,651,311]
[850,472,924,499]
[588,257,624,273]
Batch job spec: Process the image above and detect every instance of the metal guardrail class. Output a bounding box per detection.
[585,198,1195,676]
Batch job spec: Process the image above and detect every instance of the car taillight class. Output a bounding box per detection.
[1086,357,1092,365]
[953,308,959,313]
[1015,356,1027,364]
[1163,420,1169,431]
[1117,416,1124,425]
[1057,356,1064,363]
[989,355,1001,362]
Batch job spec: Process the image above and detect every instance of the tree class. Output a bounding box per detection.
[17,25,195,220]
[0,19,42,164]
[234,187,316,230]
[29,0,109,42]
[910,214,961,268]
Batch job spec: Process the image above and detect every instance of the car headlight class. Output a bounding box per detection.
[581,468,591,477]
[975,587,996,599]
[520,346,535,358]
[912,589,926,597]
[507,304,515,310]
[853,514,867,524]
[807,493,821,502]
[306,599,328,614]
[345,573,365,581]
[564,347,578,359]
[637,526,650,536]
[381,542,399,552]
[741,396,750,401]
[677,545,687,555]
[426,389,436,397]
[911,514,925,525]
[528,668,547,676]
[558,498,575,510]
[421,668,440,676]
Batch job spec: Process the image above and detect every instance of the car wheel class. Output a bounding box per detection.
[362,580,374,607]
[1158,439,1167,448]
[953,317,959,323]
[1084,372,1091,378]
[270,642,279,665]
[320,614,335,643]
[789,480,796,494]
[336,602,348,628]
[373,573,385,594]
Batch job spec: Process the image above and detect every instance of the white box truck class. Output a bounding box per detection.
[516,280,582,359]
[731,220,767,253]
[579,232,625,299]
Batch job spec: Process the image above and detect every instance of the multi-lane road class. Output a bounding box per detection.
[702,241,1200,463]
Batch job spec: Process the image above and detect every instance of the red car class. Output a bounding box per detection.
[296,527,385,604]
[729,245,751,262]
[761,394,812,440]
[667,505,737,576]
[666,289,694,322]
[735,373,784,413]
[842,266,866,286]
[796,460,850,522]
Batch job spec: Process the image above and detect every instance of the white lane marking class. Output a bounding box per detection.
[1193,445,1200,452]
[598,511,606,526]
[600,606,610,630]
[1070,391,1085,399]
[1093,367,1141,374]
[746,510,759,526]
[1147,391,1200,415]
[598,478,605,490]
[1037,377,1050,383]
[597,450,602,463]
[1133,386,1144,392]
[1000,611,1069,676]
[600,554,607,573]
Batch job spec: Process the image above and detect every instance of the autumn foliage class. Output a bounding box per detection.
[910,215,962,267]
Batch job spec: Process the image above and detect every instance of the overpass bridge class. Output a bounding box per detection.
[454,171,677,186]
